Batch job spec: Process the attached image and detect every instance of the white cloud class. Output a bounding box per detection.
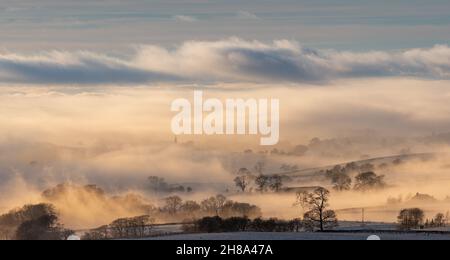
[173,15,198,23]
[0,51,180,85]
[1,39,450,85]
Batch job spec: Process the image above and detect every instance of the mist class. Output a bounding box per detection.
[1,78,450,228]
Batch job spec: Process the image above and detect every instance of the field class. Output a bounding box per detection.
[143,232,450,241]
[125,222,450,240]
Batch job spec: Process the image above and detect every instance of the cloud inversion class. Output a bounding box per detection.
[1,39,450,85]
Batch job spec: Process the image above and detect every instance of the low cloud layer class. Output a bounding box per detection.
[1,39,450,85]
[0,51,179,85]
[2,82,450,226]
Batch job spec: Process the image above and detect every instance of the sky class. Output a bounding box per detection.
[0,1,449,142]
[2,1,450,223]
[0,4,449,160]
[0,1,449,139]
[0,0,449,52]
[0,0,449,86]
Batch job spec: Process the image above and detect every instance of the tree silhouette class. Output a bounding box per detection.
[295,187,337,231]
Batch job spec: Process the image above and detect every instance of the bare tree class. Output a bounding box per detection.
[215,195,227,212]
[295,187,337,231]
[132,215,155,238]
[107,215,154,239]
[269,175,283,192]
[109,218,129,238]
[331,174,352,191]
[434,213,446,227]
[398,208,424,230]
[201,195,228,216]
[326,166,352,191]
[163,196,183,215]
[255,174,269,193]
[234,175,251,192]
[181,200,201,218]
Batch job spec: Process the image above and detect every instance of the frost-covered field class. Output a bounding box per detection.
[136,222,450,240]
[143,232,450,240]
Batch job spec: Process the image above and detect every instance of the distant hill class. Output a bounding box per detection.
[278,153,437,179]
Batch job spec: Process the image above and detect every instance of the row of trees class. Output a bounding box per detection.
[233,161,289,193]
[160,195,262,220]
[234,162,387,194]
[326,164,386,192]
[398,208,449,230]
[82,215,155,240]
[234,173,287,193]
[185,187,339,233]
[82,195,262,240]
[424,213,447,228]
[148,176,193,194]
[184,216,303,233]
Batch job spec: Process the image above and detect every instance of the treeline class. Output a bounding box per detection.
[82,215,155,240]
[233,161,293,193]
[147,176,193,194]
[0,204,73,240]
[82,194,262,240]
[233,161,390,194]
[183,216,303,233]
[156,194,262,222]
[398,208,449,230]
[234,173,289,193]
